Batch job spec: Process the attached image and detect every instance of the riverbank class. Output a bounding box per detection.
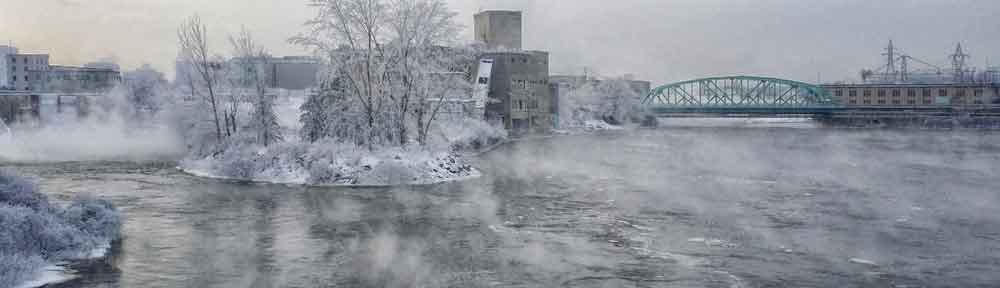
[178,143,481,187]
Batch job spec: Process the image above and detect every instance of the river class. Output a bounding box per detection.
[4,127,1000,287]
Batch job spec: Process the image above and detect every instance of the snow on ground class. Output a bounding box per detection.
[179,142,480,187]
[13,244,112,288]
[273,89,307,131]
[13,265,78,288]
[554,119,628,135]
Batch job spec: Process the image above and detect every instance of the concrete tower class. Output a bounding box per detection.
[474,10,523,50]
[0,45,17,89]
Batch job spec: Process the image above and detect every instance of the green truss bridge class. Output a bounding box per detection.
[643,76,842,117]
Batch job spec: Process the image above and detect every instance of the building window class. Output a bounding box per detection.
[923,89,931,97]
[877,100,886,104]
[892,90,901,97]
[877,90,886,97]
[864,90,872,97]
[907,90,916,97]
[956,90,966,97]
[974,89,983,97]
[834,90,843,97]
[848,90,857,97]
[939,89,947,97]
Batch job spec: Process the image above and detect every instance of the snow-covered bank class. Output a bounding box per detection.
[179,140,481,186]
[12,265,78,288]
[0,171,122,288]
[554,119,628,134]
[178,88,504,187]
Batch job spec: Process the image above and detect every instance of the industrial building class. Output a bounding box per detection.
[473,10,555,133]
[0,45,121,123]
[825,41,1000,108]
[5,53,50,91]
[0,45,19,90]
[32,65,121,93]
[268,56,319,90]
[823,83,998,107]
[477,50,552,132]
[177,55,319,91]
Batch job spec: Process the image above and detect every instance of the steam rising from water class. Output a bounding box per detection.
[0,121,183,163]
[0,94,185,163]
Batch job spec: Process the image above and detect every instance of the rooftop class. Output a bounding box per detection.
[50,65,120,72]
[475,10,521,15]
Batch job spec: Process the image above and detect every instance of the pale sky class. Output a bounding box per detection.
[2,0,999,84]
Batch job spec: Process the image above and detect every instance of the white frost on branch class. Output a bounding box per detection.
[292,0,476,147]
[558,77,644,129]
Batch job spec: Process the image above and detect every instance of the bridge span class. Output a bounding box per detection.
[643,76,1000,121]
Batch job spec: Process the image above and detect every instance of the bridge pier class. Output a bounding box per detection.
[0,94,39,124]
[1,93,97,125]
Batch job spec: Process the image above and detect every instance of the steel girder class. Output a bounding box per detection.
[643,76,837,108]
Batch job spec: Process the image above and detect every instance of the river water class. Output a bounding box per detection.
[5,127,1000,287]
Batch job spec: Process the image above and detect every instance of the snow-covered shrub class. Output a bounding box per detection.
[0,205,95,261]
[0,252,46,288]
[0,171,123,288]
[0,170,50,211]
[360,156,417,185]
[304,140,366,184]
[61,197,122,243]
[558,78,643,129]
[432,118,508,151]
[214,136,262,179]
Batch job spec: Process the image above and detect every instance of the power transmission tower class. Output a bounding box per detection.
[881,40,899,83]
[950,43,971,83]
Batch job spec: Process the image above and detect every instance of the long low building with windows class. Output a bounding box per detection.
[822,83,1000,107]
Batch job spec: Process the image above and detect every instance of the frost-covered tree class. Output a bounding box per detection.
[559,77,644,127]
[299,88,330,143]
[292,0,467,147]
[177,15,225,142]
[300,77,356,143]
[123,64,170,121]
[229,28,282,146]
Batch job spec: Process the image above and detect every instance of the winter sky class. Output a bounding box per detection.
[2,0,999,83]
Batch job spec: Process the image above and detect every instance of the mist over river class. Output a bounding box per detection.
[4,127,1000,287]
